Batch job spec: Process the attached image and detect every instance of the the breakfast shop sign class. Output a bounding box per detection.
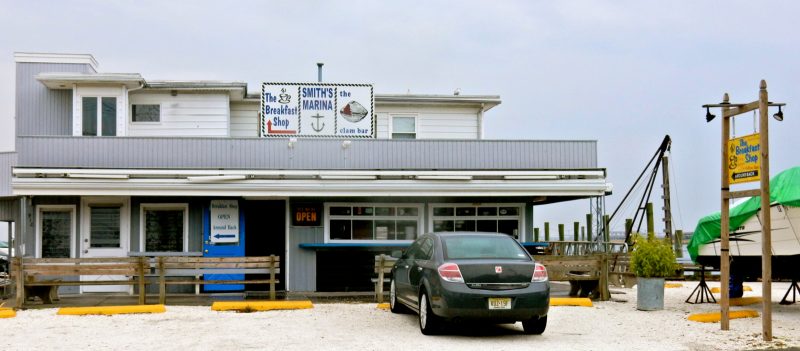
[261,82,374,138]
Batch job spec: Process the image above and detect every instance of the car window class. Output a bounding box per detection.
[403,240,422,259]
[442,235,531,260]
[416,238,433,260]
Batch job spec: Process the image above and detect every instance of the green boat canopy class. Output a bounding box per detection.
[688,166,800,262]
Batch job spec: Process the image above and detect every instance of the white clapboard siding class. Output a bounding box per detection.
[376,105,481,139]
[230,102,259,137]
[128,92,230,137]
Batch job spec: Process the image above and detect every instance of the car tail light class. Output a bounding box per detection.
[532,263,548,282]
[438,263,464,283]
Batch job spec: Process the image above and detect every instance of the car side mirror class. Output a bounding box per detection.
[390,250,403,259]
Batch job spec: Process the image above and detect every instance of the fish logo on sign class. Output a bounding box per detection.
[495,266,503,274]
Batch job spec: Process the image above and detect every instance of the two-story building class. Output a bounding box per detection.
[0,53,612,293]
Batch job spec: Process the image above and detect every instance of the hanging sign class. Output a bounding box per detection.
[728,133,761,184]
[261,82,374,138]
[210,200,240,244]
[292,203,322,226]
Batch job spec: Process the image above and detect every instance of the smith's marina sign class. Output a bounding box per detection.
[261,82,374,138]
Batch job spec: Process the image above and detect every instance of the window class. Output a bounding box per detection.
[431,204,522,238]
[391,116,416,139]
[89,206,121,248]
[141,204,188,252]
[82,96,117,136]
[132,104,160,122]
[327,203,422,242]
[37,206,75,258]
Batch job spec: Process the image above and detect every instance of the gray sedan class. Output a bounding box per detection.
[390,232,550,335]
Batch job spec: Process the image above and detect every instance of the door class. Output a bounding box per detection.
[243,200,286,292]
[203,199,245,291]
[408,237,434,306]
[394,240,420,304]
[80,198,130,293]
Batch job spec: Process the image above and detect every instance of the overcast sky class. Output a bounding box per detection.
[0,1,798,236]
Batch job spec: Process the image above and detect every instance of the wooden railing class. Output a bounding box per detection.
[10,255,280,307]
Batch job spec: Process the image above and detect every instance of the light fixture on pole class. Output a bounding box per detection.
[773,106,784,121]
[705,107,716,122]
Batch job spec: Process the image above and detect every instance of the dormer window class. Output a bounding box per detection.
[82,97,117,136]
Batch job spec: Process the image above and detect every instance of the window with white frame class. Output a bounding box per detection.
[326,204,422,242]
[391,115,416,139]
[131,104,160,122]
[431,204,522,238]
[141,204,188,252]
[37,205,75,258]
[82,96,117,136]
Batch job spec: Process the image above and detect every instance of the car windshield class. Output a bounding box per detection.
[0,241,6,248]
[442,235,531,260]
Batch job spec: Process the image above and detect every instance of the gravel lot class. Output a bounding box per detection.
[2,281,799,350]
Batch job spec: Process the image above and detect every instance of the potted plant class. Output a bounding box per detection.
[630,233,678,311]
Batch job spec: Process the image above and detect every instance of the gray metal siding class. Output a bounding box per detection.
[16,137,598,170]
[16,63,93,137]
[0,198,19,222]
[0,152,16,196]
[288,227,322,292]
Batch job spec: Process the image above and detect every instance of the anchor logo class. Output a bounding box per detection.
[311,113,325,132]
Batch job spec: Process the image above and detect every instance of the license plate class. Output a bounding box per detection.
[488,297,511,310]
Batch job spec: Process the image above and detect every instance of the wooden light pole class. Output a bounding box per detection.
[703,80,784,341]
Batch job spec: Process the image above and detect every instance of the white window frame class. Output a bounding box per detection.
[80,96,119,136]
[80,197,130,252]
[325,203,424,244]
[428,203,525,239]
[130,103,162,124]
[390,114,417,139]
[35,205,77,258]
[139,203,189,252]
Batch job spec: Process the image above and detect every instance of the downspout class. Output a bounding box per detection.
[125,81,146,137]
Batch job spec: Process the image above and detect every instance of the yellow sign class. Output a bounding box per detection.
[728,133,761,184]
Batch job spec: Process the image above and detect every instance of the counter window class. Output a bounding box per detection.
[431,204,522,238]
[326,203,423,242]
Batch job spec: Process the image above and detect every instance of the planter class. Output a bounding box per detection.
[636,277,665,311]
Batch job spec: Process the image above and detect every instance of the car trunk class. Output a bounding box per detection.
[452,259,534,289]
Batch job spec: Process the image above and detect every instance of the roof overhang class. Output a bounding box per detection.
[36,72,144,89]
[12,168,612,198]
[375,94,501,112]
[15,52,98,71]
[142,81,248,100]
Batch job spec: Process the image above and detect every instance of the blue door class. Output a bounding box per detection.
[203,200,245,291]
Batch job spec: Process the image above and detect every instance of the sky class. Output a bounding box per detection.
[0,1,798,237]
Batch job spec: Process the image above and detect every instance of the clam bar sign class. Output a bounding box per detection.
[210,200,240,244]
[261,82,374,138]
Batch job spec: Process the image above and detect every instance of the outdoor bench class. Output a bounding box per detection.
[11,257,147,307]
[154,255,281,304]
[534,254,610,300]
[373,254,397,303]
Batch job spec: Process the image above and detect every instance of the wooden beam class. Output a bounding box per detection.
[723,100,760,118]
[726,189,762,199]
[720,93,731,330]
[759,79,773,341]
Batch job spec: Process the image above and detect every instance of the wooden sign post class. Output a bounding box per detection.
[703,80,784,341]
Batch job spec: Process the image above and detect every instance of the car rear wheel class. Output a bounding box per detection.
[419,291,441,335]
[522,315,547,335]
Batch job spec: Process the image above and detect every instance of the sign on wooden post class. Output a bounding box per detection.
[728,133,761,184]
